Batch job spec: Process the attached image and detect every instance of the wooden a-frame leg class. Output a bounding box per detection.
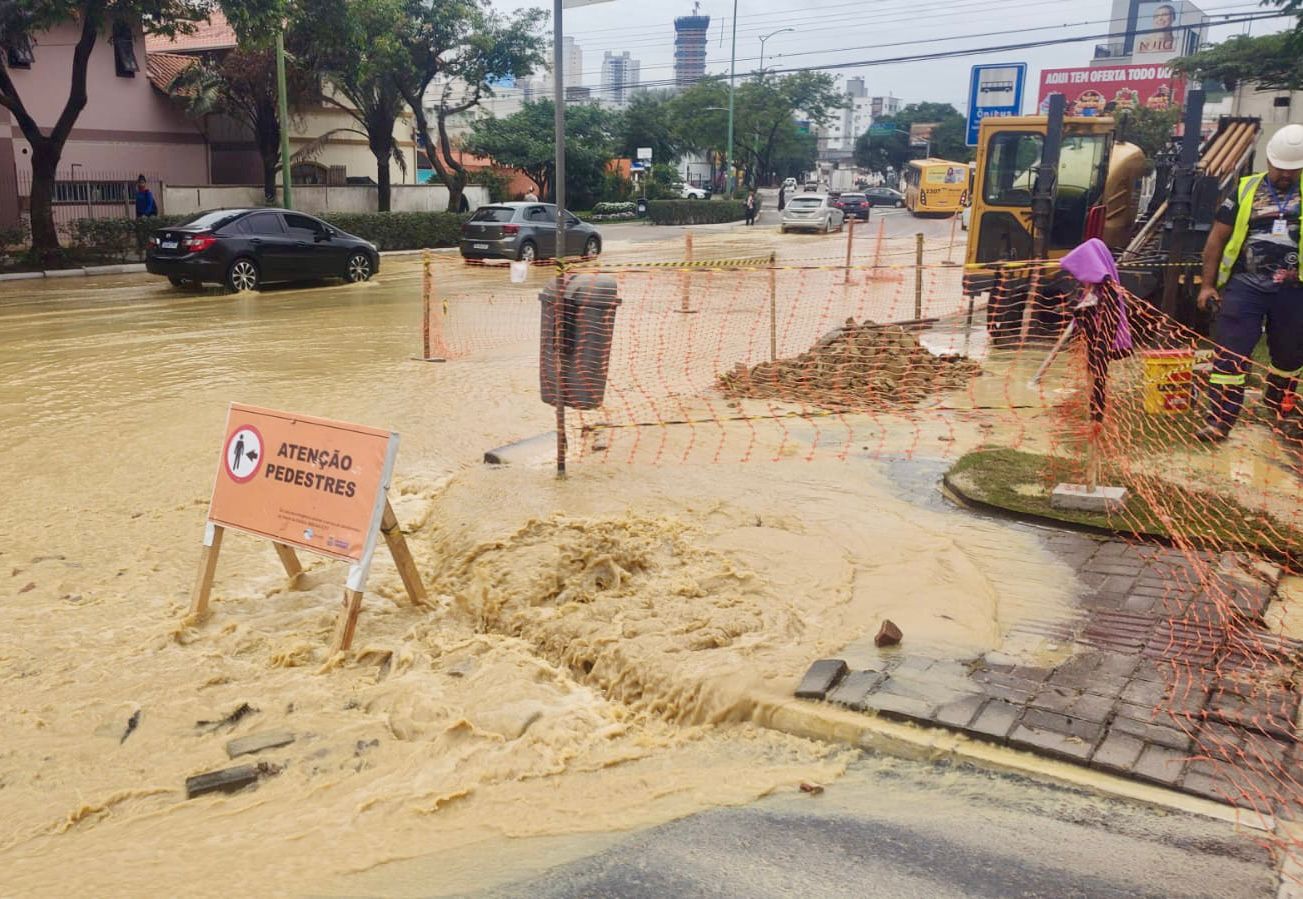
[273,542,305,587]
[330,588,365,654]
[189,524,225,620]
[381,500,427,606]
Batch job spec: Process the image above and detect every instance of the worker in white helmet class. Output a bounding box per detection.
[1196,123,1303,442]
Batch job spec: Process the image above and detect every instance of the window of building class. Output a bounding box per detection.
[5,32,34,69]
[111,21,138,77]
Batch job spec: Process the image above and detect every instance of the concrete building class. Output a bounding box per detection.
[531,36,584,97]
[601,52,641,107]
[1230,86,1303,168]
[674,14,710,88]
[146,12,416,193]
[816,80,901,154]
[0,18,209,227]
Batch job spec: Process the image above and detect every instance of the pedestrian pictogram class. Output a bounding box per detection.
[223,425,263,483]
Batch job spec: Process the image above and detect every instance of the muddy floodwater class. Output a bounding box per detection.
[0,240,1085,896]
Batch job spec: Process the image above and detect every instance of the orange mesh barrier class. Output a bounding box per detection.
[430,240,1303,863]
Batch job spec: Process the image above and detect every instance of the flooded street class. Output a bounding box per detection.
[0,227,1265,895]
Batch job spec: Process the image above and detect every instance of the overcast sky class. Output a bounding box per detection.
[495,0,1292,111]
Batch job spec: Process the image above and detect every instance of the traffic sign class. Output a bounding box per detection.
[637,146,653,160]
[966,63,1027,146]
[869,124,897,136]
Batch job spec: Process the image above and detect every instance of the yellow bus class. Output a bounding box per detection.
[904,158,969,215]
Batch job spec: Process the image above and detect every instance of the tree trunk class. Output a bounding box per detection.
[27,144,61,264]
[262,157,278,203]
[376,151,391,212]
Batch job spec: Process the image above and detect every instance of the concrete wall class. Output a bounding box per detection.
[0,21,208,225]
[160,184,489,217]
[1232,87,1303,169]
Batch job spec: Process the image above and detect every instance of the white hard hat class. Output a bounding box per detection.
[1267,124,1303,170]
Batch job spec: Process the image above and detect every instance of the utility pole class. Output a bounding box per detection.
[725,0,737,196]
[275,31,293,209]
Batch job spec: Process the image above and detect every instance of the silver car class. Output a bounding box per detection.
[780,194,845,234]
[459,202,603,262]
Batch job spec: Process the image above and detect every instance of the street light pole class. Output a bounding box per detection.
[758,27,794,76]
[725,0,737,196]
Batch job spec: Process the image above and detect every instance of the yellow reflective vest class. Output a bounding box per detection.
[1217,172,1303,288]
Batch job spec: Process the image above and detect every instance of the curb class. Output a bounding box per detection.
[0,262,146,282]
[758,697,1271,833]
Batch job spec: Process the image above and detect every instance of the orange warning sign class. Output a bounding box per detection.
[208,404,397,563]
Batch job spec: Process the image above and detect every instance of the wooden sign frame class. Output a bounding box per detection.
[188,411,426,653]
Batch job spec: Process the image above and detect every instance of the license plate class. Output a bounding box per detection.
[473,243,488,250]
[160,240,178,250]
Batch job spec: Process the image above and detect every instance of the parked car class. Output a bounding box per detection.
[145,208,378,292]
[780,194,845,234]
[865,187,905,208]
[682,184,711,200]
[459,202,602,262]
[833,192,870,220]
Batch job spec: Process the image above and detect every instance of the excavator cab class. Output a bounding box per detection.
[964,109,1116,300]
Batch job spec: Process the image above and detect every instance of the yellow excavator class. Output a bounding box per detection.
[962,91,1261,341]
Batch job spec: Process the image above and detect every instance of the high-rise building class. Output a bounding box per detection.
[674,14,709,88]
[533,35,585,96]
[601,51,641,107]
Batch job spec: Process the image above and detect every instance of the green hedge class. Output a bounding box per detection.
[69,215,189,262]
[320,211,467,251]
[646,200,746,226]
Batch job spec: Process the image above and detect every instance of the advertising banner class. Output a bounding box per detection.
[1037,64,1184,117]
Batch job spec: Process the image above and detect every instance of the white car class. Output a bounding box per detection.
[782,177,797,190]
[780,194,845,234]
[961,203,972,231]
[682,184,710,200]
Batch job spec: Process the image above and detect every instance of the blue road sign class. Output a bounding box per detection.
[966,63,1027,146]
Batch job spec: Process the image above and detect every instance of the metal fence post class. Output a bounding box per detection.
[914,232,924,320]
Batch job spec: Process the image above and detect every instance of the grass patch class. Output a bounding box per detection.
[946,448,1302,561]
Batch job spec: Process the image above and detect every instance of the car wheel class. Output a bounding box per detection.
[345,252,373,283]
[226,257,259,293]
[780,226,787,234]
[895,200,903,208]
[584,236,600,258]
[518,241,537,263]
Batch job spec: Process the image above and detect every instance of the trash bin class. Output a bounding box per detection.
[1141,349,1195,414]
[539,274,621,410]
[636,197,649,216]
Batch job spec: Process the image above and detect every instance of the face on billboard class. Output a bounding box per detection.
[1133,1,1180,59]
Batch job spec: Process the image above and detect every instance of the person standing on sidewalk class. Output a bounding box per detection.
[745,190,757,226]
[134,175,157,218]
[1195,124,1303,443]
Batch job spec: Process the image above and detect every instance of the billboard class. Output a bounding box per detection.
[1126,1,1207,61]
[966,63,1027,146]
[1037,64,1184,117]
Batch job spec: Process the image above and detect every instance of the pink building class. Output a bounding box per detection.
[0,19,209,227]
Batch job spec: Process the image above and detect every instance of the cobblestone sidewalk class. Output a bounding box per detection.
[796,532,1303,818]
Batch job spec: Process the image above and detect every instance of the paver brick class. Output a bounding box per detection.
[1132,744,1187,786]
[967,699,1021,743]
[863,690,936,722]
[934,694,987,730]
[1091,731,1145,773]
[825,670,885,710]
[1068,691,1116,723]
[1028,685,1078,714]
[1120,678,1166,707]
[1009,724,1096,763]
[795,659,848,700]
[1020,707,1103,743]
[1110,708,1192,751]
[1181,770,1234,804]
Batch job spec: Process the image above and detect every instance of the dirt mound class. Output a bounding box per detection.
[717,318,981,410]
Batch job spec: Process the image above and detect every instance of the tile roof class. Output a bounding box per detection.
[144,10,237,53]
[146,52,197,94]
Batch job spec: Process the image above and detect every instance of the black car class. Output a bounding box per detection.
[864,187,905,208]
[833,192,870,220]
[145,208,379,292]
